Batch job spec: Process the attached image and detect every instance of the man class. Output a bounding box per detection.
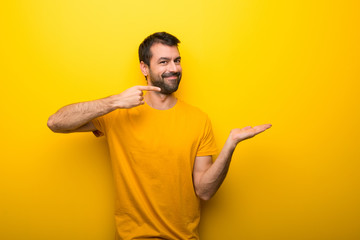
[47,32,271,239]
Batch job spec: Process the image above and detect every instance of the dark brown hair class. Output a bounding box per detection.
[138,32,180,66]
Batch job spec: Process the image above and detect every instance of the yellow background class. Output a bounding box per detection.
[1,0,360,239]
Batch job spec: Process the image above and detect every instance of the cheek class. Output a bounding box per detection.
[150,67,162,76]
[159,67,169,75]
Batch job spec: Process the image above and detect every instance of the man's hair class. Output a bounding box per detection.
[138,32,180,66]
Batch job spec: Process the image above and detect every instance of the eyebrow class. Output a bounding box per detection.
[158,56,181,61]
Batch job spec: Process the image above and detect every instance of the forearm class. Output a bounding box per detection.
[196,137,237,200]
[47,96,116,132]
[47,85,161,133]
[195,124,272,200]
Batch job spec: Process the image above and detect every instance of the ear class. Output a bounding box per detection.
[140,61,149,78]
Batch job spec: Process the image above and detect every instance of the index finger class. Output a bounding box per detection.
[137,85,161,92]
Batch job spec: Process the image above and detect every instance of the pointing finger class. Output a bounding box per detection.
[137,86,161,92]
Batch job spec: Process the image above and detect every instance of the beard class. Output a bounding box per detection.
[149,70,182,95]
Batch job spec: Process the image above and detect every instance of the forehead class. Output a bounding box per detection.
[150,43,180,61]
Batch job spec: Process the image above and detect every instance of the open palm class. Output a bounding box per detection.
[230,124,272,143]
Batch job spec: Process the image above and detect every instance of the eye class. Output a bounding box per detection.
[160,61,167,64]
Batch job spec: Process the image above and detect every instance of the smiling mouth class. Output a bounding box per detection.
[162,72,180,78]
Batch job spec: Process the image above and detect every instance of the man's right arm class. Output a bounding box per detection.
[47,85,161,133]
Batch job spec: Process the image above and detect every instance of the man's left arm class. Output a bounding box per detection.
[192,124,272,201]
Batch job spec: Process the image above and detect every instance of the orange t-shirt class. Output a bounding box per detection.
[92,99,218,240]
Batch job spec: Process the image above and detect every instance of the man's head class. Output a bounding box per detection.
[139,32,182,95]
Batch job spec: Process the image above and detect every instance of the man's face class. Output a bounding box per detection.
[147,43,182,95]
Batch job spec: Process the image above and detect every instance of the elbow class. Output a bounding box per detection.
[47,115,61,133]
[195,189,213,201]
[199,194,212,201]
[47,116,56,132]
[194,179,215,201]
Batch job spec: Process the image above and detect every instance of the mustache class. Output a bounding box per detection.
[161,72,181,78]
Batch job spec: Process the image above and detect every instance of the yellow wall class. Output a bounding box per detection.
[1,0,359,239]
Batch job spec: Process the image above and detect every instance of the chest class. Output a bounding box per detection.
[109,109,203,156]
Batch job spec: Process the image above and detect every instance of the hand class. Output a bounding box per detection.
[229,124,272,145]
[111,85,161,109]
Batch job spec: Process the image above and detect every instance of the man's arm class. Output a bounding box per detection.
[47,85,161,133]
[193,124,272,201]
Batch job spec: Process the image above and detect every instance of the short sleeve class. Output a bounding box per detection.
[196,116,218,156]
[91,110,118,137]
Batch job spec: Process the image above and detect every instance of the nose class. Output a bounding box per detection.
[169,61,178,72]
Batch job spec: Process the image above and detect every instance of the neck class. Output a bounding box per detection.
[144,91,177,110]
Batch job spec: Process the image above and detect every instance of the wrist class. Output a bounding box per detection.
[226,133,239,150]
[103,95,121,111]
[108,95,126,111]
